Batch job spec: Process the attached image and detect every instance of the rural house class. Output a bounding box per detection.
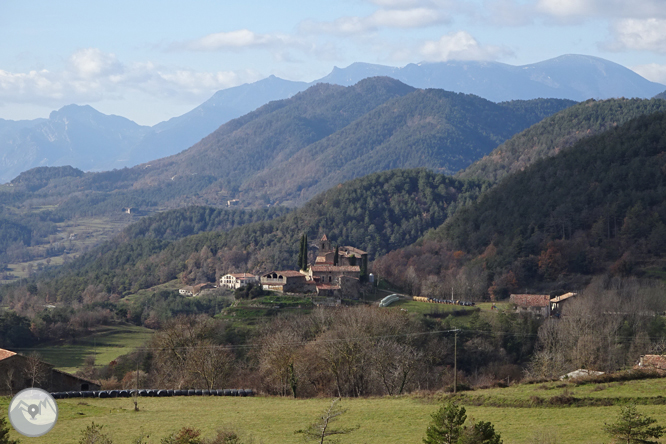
[219,273,259,289]
[510,294,551,317]
[636,355,666,374]
[0,348,100,395]
[550,292,577,315]
[260,271,310,293]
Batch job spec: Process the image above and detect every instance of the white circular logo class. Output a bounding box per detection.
[8,388,58,437]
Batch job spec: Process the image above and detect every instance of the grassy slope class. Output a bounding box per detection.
[26,325,154,373]
[7,378,666,443]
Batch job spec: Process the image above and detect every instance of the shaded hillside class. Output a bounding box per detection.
[243,93,574,204]
[18,170,483,300]
[128,75,309,165]
[459,98,666,183]
[130,78,573,206]
[438,111,666,288]
[657,91,666,100]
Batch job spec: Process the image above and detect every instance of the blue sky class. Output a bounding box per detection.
[2,0,666,125]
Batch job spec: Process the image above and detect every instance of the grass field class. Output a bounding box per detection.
[26,325,154,373]
[5,381,666,444]
[4,377,666,443]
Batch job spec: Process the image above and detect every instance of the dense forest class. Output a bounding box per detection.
[459,98,666,183]
[1,169,484,302]
[375,111,666,299]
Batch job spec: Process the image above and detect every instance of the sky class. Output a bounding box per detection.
[1,0,666,126]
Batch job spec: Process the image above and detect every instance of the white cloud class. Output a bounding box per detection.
[606,19,666,54]
[181,29,295,51]
[419,31,511,61]
[69,48,123,79]
[300,5,448,35]
[535,0,666,20]
[0,48,260,108]
[632,64,666,85]
[536,0,595,18]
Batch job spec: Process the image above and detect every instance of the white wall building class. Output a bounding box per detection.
[219,273,259,289]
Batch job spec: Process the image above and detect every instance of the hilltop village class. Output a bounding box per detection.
[181,234,370,300]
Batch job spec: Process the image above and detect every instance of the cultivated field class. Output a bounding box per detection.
[27,325,154,373]
[6,377,666,443]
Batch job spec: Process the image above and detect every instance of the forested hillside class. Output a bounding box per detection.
[7,170,483,301]
[133,78,572,205]
[375,111,666,299]
[459,98,666,183]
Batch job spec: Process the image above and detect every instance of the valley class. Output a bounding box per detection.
[2,61,666,444]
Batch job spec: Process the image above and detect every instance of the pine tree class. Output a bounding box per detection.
[298,235,305,270]
[423,401,467,444]
[303,233,308,270]
[604,404,665,444]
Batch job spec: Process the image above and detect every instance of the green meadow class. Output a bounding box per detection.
[27,325,154,373]
[5,377,666,443]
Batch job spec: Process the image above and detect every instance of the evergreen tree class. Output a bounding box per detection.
[334,246,339,266]
[604,404,665,444]
[423,401,467,444]
[298,234,305,270]
[0,417,20,444]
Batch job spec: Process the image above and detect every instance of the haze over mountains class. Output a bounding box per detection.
[0,54,664,184]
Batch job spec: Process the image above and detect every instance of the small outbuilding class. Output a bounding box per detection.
[0,348,100,395]
[510,294,551,317]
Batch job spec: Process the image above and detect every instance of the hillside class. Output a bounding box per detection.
[19,169,483,300]
[459,98,666,183]
[439,111,666,289]
[130,78,573,206]
[1,78,572,214]
[128,75,309,166]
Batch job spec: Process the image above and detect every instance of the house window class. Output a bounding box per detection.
[329,276,332,283]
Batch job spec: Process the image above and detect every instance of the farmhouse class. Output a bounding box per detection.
[0,348,100,395]
[260,271,310,293]
[510,294,551,317]
[219,273,259,289]
[636,355,666,374]
[550,292,577,315]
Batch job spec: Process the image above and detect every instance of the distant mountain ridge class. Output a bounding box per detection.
[317,55,666,102]
[1,54,663,183]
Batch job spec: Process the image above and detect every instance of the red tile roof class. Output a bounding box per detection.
[263,270,305,278]
[0,349,16,361]
[311,265,360,273]
[316,284,341,290]
[510,294,550,307]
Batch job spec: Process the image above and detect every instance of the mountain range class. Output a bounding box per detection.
[3,77,572,217]
[1,54,664,184]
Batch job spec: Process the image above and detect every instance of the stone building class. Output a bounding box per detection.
[260,271,311,293]
[509,294,551,317]
[0,348,100,395]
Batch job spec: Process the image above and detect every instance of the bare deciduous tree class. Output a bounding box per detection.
[23,352,49,388]
[295,398,359,444]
